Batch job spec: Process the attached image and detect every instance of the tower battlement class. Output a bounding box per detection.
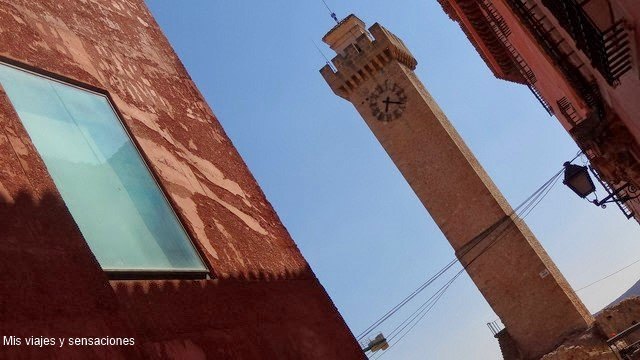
[320,15,417,100]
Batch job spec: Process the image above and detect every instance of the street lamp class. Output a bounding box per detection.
[562,162,596,198]
[562,161,638,214]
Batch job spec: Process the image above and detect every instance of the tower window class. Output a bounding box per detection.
[0,63,208,278]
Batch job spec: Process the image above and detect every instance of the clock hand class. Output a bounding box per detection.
[384,96,391,112]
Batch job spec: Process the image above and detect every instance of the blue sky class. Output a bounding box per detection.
[145,1,640,358]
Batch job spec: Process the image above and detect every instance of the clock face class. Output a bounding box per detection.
[368,81,407,122]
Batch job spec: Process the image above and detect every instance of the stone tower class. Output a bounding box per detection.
[320,15,593,358]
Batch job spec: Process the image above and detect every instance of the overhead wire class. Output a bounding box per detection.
[356,203,523,341]
[360,151,581,357]
[388,268,465,343]
[576,257,640,292]
[371,269,466,360]
[358,163,562,341]
[463,169,564,271]
[370,171,563,359]
[360,195,538,343]
[355,258,459,341]
[520,173,562,219]
[378,175,560,357]
[311,38,335,71]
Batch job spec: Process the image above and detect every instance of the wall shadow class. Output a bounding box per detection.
[0,190,364,360]
[0,190,140,359]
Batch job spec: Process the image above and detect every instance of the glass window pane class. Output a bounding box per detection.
[0,63,207,273]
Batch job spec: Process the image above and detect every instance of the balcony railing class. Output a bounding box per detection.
[591,166,637,220]
[557,97,582,125]
[541,0,632,86]
[456,0,528,85]
[479,0,554,115]
[607,322,640,359]
[504,0,605,122]
[487,320,505,337]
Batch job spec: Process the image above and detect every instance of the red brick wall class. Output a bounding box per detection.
[0,1,363,359]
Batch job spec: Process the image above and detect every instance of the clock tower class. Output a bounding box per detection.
[320,15,593,358]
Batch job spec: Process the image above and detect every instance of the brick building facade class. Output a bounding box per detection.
[436,0,640,223]
[0,1,364,359]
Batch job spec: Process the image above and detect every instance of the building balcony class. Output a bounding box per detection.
[541,0,632,86]
[437,0,530,85]
[475,0,554,114]
[504,0,606,122]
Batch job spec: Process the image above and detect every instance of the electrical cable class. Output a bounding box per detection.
[360,152,581,355]
[520,173,561,220]
[385,267,464,342]
[357,163,565,342]
[370,175,560,359]
[576,257,640,292]
[357,202,524,341]
[464,170,564,270]
[388,269,465,343]
[372,269,466,360]
[355,258,459,340]
[311,38,334,71]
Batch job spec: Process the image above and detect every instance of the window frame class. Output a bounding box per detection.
[0,59,211,280]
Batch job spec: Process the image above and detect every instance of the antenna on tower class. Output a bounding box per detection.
[311,39,336,72]
[321,0,339,23]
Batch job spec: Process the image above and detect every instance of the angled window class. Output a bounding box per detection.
[0,63,208,278]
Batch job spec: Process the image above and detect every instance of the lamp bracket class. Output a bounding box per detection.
[589,166,638,219]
